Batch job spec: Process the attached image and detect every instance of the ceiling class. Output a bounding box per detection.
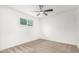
[7,5,77,17]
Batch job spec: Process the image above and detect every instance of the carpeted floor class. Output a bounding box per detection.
[0,39,79,53]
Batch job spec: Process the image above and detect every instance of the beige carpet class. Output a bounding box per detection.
[0,39,79,53]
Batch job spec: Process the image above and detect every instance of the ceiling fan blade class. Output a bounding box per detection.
[44,9,53,12]
[43,12,48,15]
[37,13,40,16]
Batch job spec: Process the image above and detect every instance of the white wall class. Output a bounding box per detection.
[0,6,40,50]
[40,9,78,45]
[77,7,79,47]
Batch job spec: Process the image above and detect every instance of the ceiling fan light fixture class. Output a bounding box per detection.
[40,12,43,14]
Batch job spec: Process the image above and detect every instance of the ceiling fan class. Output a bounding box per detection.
[33,5,53,16]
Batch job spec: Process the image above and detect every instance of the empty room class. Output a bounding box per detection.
[0,5,79,53]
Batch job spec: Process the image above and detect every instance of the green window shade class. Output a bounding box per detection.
[27,20,33,26]
[20,18,27,25]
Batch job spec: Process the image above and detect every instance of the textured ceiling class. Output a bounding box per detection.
[7,5,77,17]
